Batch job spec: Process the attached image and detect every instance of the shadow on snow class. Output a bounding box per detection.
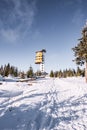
[0,92,87,130]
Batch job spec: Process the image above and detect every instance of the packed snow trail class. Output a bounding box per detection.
[0,77,87,130]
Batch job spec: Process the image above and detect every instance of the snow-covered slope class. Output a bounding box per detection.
[0,77,87,130]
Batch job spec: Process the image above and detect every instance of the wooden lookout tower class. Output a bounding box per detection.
[35,49,46,73]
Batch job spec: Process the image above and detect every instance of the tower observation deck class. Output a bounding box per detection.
[35,49,46,73]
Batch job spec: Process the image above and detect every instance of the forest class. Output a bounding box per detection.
[0,63,85,79]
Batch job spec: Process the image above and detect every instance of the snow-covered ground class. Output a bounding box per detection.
[0,77,87,130]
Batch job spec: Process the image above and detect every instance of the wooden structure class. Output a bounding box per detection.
[35,49,46,73]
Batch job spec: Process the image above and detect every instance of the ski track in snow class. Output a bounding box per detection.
[0,77,87,130]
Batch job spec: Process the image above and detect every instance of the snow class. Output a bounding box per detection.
[0,77,87,130]
[0,75,19,82]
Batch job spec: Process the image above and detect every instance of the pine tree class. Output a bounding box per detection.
[63,70,66,78]
[72,69,76,76]
[76,67,82,76]
[54,71,58,77]
[72,22,87,82]
[4,63,10,76]
[14,68,18,77]
[9,66,14,76]
[0,65,4,76]
[27,66,34,78]
[58,70,63,78]
[50,70,54,77]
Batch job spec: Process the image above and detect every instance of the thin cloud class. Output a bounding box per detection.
[61,0,82,8]
[0,29,19,44]
[72,9,84,26]
[0,0,37,44]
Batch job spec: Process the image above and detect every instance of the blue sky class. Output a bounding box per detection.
[0,0,87,73]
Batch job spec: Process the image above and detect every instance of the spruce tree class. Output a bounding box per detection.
[58,70,63,78]
[72,22,87,82]
[4,63,10,76]
[54,71,58,77]
[50,70,54,77]
[27,66,34,78]
[0,65,4,76]
[76,67,82,76]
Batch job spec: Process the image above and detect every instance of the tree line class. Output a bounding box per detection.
[0,63,85,79]
[50,67,85,78]
[0,63,18,77]
[0,63,42,78]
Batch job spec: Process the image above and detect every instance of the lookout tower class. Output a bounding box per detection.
[35,49,46,73]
